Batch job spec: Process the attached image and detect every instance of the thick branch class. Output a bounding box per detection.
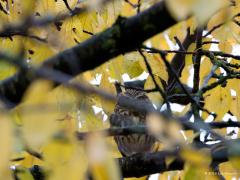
[119,142,229,178]
[167,29,196,90]
[22,139,235,179]
[0,52,221,139]
[0,1,177,107]
[119,150,184,177]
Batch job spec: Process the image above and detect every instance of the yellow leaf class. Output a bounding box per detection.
[167,121,184,143]
[229,156,240,170]
[126,177,148,180]
[159,171,183,180]
[108,1,123,23]
[179,65,190,85]
[140,53,168,82]
[181,148,211,166]
[86,133,121,180]
[218,41,233,53]
[185,43,195,66]
[55,15,84,48]
[35,0,56,15]
[144,76,163,104]
[146,113,164,136]
[228,79,240,93]
[16,152,42,168]
[44,140,72,164]
[0,61,16,80]
[25,37,55,64]
[192,0,228,25]
[79,107,104,131]
[55,0,78,12]
[207,7,233,41]
[0,113,14,180]
[43,139,87,180]
[15,166,34,180]
[167,21,188,42]
[21,0,36,16]
[201,111,210,121]
[0,36,22,55]
[142,53,168,105]
[166,0,194,20]
[18,80,65,151]
[229,94,240,135]
[183,162,217,180]
[202,37,212,51]
[99,73,116,114]
[124,52,144,78]
[219,162,239,179]
[151,34,170,50]
[230,96,240,120]
[199,57,214,87]
[204,86,231,120]
[183,131,198,144]
[121,0,137,17]
[108,55,125,81]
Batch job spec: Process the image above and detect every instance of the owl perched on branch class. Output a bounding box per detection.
[110,80,157,156]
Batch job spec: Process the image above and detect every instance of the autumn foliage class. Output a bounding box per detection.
[0,0,240,179]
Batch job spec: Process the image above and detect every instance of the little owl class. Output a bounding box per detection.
[110,81,156,156]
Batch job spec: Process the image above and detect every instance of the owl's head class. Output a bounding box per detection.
[124,80,147,99]
[124,80,145,90]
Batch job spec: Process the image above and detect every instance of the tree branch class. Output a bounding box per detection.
[22,139,238,179]
[167,28,196,91]
[119,150,184,178]
[76,119,240,140]
[138,49,171,112]
[192,27,203,93]
[0,1,177,107]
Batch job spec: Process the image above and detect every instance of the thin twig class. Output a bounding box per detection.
[202,50,240,61]
[203,23,224,37]
[202,41,219,45]
[63,0,73,12]
[137,0,141,13]
[0,0,111,39]
[142,45,214,116]
[166,36,187,92]
[76,119,240,140]
[202,65,219,87]
[192,27,203,93]
[138,49,171,112]
[83,30,94,35]
[0,50,225,142]
[143,47,195,55]
[0,2,8,15]
[124,0,137,8]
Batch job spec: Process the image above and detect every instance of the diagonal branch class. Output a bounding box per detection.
[167,28,197,91]
[0,51,221,139]
[138,49,171,112]
[0,1,177,107]
[63,0,73,12]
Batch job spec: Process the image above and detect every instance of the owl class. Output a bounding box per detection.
[110,81,156,156]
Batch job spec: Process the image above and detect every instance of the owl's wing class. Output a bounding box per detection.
[109,113,122,127]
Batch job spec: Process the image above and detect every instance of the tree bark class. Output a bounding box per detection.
[0,1,177,107]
